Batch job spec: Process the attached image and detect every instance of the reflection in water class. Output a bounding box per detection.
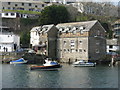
[86,66,118,88]
[2,64,119,88]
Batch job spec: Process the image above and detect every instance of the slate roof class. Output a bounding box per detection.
[30,24,54,33]
[56,20,98,33]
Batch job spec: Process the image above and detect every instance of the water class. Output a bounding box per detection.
[1,63,119,88]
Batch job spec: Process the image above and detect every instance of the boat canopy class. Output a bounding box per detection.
[50,61,58,65]
[12,58,24,62]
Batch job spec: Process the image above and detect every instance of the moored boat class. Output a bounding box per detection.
[30,58,62,70]
[72,60,96,67]
[10,58,28,64]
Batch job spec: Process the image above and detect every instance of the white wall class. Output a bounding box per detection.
[1,12,17,18]
[107,45,119,53]
[0,34,20,52]
[30,30,40,46]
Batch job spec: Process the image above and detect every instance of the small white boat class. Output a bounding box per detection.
[43,58,60,66]
[72,60,96,67]
[10,58,28,64]
[30,58,62,70]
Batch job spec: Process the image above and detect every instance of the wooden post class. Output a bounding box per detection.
[110,56,116,66]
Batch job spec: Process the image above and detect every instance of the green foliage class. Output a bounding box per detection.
[75,13,118,39]
[39,5,69,25]
[20,18,39,26]
[76,15,89,21]
[20,31,30,47]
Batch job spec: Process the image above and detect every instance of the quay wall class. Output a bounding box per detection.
[0,52,47,64]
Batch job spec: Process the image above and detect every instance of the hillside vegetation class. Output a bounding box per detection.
[2,3,119,47]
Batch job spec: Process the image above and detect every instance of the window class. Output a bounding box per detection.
[19,8,24,10]
[11,13,15,16]
[96,49,99,53]
[35,5,38,8]
[71,40,74,43]
[71,45,75,47]
[22,3,24,6]
[79,41,82,44]
[42,4,44,7]
[68,49,69,52]
[29,3,32,6]
[8,2,11,5]
[63,41,66,45]
[13,7,15,10]
[109,50,112,52]
[29,8,34,11]
[84,50,86,52]
[109,45,113,48]
[15,4,18,6]
[96,42,100,45]
[64,41,66,44]
[66,31,68,34]
[5,13,8,16]
[64,49,66,52]
[8,7,11,9]
[79,49,82,52]
[71,49,75,53]
[71,40,75,48]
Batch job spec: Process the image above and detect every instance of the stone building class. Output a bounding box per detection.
[56,20,106,62]
[30,24,58,59]
[1,0,47,12]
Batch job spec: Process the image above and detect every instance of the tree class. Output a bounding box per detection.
[39,5,69,25]
[20,31,30,48]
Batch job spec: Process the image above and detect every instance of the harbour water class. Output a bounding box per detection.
[1,63,119,88]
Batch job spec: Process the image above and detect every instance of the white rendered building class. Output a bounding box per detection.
[0,27,20,52]
[1,12,18,18]
[106,39,119,54]
[30,26,41,46]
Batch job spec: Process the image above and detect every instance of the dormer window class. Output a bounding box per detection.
[72,30,76,34]
[80,30,83,34]
[80,26,85,30]
[66,31,68,34]
[59,28,64,31]
[66,27,70,30]
[59,31,62,35]
[72,27,76,30]
[80,26,83,30]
